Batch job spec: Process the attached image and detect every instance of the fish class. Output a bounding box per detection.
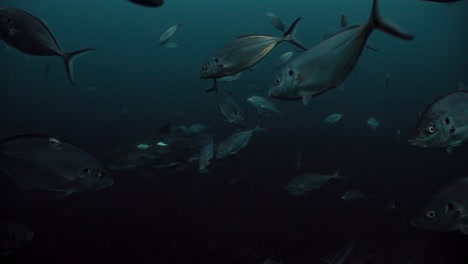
[274,51,294,69]
[163,42,179,49]
[323,113,343,124]
[246,95,281,116]
[411,176,468,235]
[128,0,165,7]
[0,135,113,198]
[385,73,391,93]
[159,24,181,46]
[328,241,355,264]
[216,89,246,127]
[218,71,242,82]
[0,219,34,257]
[198,137,214,173]
[367,117,380,130]
[266,12,285,33]
[285,167,344,196]
[0,8,95,86]
[408,83,468,152]
[268,0,413,105]
[342,189,369,202]
[216,117,265,159]
[201,17,307,92]
[340,14,348,28]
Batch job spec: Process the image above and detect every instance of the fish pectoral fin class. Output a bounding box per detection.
[56,191,73,199]
[302,94,312,106]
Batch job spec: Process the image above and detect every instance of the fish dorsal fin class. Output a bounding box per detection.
[458,82,467,90]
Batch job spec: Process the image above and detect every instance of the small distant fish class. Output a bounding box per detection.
[136,144,150,150]
[323,113,343,124]
[128,0,165,7]
[0,8,95,85]
[198,137,214,173]
[216,117,265,159]
[385,73,391,93]
[328,241,355,264]
[246,95,281,116]
[201,17,307,92]
[159,24,181,46]
[275,51,294,69]
[218,72,242,82]
[44,63,50,78]
[340,14,348,28]
[216,89,245,127]
[367,117,380,130]
[266,12,285,33]
[342,189,370,202]
[411,176,468,235]
[156,141,168,147]
[285,167,344,196]
[0,219,34,257]
[0,135,113,198]
[408,83,468,152]
[268,0,413,105]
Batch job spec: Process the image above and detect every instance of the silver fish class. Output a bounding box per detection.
[274,51,294,69]
[198,137,214,173]
[201,17,307,92]
[323,113,343,124]
[411,176,468,235]
[268,0,413,105]
[0,135,113,198]
[159,23,181,46]
[266,12,285,33]
[0,8,95,85]
[246,95,281,116]
[409,83,468,151]
[367,117,380,130]
[342,189,369,202]
[0,219,34,257]
[285,168,344,196]
[329,241,355,264]
[216,89,245,127]
[216,118,265,159]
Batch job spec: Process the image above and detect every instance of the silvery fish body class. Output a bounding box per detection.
[266,12,285,33]
[216,89,245,127]
[0,8,94,85]
[247,95,281,116]
[0,135,113,198]
[216,119,264,159]
[198,137,214,173]
[200,17,307,92]
[159,23,181,45]
[411,177,468,235]
[409,86,468,150]
[323,113,342,124]
[285,168,343,196]
[268,0,413,105]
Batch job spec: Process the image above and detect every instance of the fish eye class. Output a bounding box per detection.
[275,77,281,85]
[444,117,450,125]
[203,64,210,70]
[426,210,436,219]
[288,70,294,76]
[447,202,454,210]
[425,125,435,134]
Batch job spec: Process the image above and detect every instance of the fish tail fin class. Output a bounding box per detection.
[63,48,95,86]
[253,115,267,132]
[369,0,414,40]
[283,17,308,51]
[205,79,218,93]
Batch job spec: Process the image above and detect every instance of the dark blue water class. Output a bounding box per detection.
[1,0,468,263]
